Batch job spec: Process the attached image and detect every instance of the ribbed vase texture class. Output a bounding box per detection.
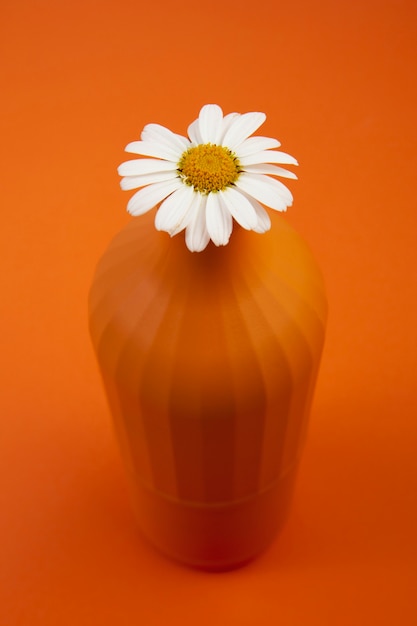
[88,210,327,570]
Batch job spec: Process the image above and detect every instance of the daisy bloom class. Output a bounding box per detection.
[118,104,298,252]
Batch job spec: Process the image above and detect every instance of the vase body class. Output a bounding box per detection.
[88,210,327,570]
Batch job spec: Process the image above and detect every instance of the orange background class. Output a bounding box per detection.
[1,0,417,624]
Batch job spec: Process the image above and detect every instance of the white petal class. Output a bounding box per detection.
[187,119,203,145]
[206,193,233,246]
[120,170,178,190]
[239,192,271,233]
[118,158,178,177]
[185,195,210,252]
[252,203,271,233]
[141,123,190,151]
[124,140,180,162]
[219,187,258,230]
[239,150,299,166]
[235,173,291,212]
[198,104,223,144]
[222,112,266,150]
[235,136,281,157]
[127,179,182,216]
[242,163,298,179]
[219,112,240,144]
[155,184,196,234]
[170,190,202,236]
[257,173,293,203]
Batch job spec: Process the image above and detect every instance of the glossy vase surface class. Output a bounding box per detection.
[88,210,327,570]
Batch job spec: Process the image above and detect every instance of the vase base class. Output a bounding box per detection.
[127,466,298,571]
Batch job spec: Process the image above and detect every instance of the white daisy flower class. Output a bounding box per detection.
[118,104,298,252]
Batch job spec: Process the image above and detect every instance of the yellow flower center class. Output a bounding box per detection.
[177,143,241,194]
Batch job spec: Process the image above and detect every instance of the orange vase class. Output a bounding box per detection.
[88,210,327,570]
